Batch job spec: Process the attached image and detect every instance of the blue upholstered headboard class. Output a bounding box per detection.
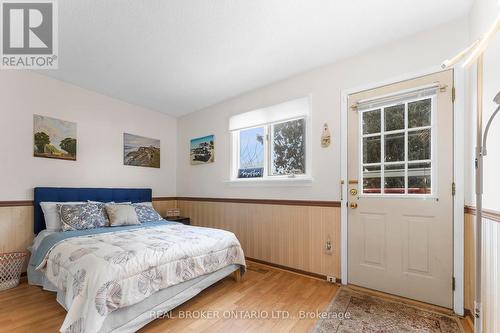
[34,187,152,234]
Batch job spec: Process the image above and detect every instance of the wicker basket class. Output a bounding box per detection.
[0,252,27,291]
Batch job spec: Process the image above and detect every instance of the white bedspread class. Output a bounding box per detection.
[36,224,246,333]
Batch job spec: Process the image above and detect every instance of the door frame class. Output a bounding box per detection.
[340,65,465,315]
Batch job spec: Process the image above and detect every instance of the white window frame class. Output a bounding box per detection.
[358,95,438,198]
[229,116,312,183]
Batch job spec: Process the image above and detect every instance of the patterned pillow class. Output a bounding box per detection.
[57,203,108,231]
[133,204,163,223]
[91,202,112,226]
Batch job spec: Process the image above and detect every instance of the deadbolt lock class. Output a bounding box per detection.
[350,188,358,196]
[349,202,358,209]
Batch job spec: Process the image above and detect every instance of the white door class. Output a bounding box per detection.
[347,70,454,308]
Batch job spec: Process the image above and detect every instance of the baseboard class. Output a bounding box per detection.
[464,308,474,323]
[245,256,340,283]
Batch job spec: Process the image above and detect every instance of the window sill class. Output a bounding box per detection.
[225,177,314,187]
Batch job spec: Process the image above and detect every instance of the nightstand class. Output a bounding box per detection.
[164,216,190,225]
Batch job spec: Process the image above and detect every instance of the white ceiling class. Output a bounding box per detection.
[43,0,473,117]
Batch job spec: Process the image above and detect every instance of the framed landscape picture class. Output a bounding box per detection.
[123,133,160,168]
[33,115,77,161]
[190,135,215,165]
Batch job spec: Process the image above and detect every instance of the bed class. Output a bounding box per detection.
[27,187,246,333]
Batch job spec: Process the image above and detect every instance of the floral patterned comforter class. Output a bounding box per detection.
[36,223,246,333]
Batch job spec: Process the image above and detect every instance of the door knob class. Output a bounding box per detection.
[349,202,358,209]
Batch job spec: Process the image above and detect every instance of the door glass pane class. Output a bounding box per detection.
[363,109,381,134]
[363,136,381,164]
[363,165,381,194]
[359,95,434,196]
[408,129,431,160]
[384,104,405,131]
[271,118,306,175]
[408,99,431,128]
[385,133,404,162]
[384,164,405,194]
[408,162,431,194]
[238,127,264,178]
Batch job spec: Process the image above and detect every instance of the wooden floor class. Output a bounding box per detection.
[0,261,472,333]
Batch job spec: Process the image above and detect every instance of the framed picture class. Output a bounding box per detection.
[123,133,160,168]
[190,135,215,165]
[33,115,77,161]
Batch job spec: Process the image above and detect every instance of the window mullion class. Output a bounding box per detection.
[404,102,409,195]
[381,108,385,194]
[265,125,270,178]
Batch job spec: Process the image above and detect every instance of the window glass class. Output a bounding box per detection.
[408,99,431,128]
[363,109,381,134]
[363,165,381,194]
[238,127,264,178]
[408,129,431,161]
[361,97,434,196]
[384,164,405,194]
[408,162,431,194]
[271,118,306,175]
[384,104,405,131]
[385,133,404,162]
[363,136,381,164]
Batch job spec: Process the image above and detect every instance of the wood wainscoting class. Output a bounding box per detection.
[0,204,34,254]
[0,198,176,257]
[464,206,500,331]
[464,212,475,313]
[177,198,341,279]
[151,198,177,217]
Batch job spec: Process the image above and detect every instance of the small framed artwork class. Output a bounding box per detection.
[33,114,77,161]
[124,133,160,168]
[190,135,215,165]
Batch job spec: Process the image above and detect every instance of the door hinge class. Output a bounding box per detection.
[452,86,456,103]
[452,277,456,291]
[452,182,456,196]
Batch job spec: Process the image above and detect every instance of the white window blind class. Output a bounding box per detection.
[356,84,441,112]
[229,97,310,131]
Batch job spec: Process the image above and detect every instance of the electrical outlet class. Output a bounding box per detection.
[326,276,336,283]
[324,239,333,255]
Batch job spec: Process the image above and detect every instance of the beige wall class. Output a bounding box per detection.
[176,18,468,201]
[465,0,500,209]
[0,71,177,201]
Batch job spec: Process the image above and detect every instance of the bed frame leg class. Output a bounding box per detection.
[232,269,242,282]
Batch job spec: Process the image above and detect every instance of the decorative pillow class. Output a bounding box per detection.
[57,203,108,231]
[105,204,140,226]
[86,201,130,226]
[135,202,153,207]
[40,201,85,231]
[133,204,162,223]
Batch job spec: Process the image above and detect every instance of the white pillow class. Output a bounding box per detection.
[40,201,85,231]
[135,202,153,207]
[87,200,132,204]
